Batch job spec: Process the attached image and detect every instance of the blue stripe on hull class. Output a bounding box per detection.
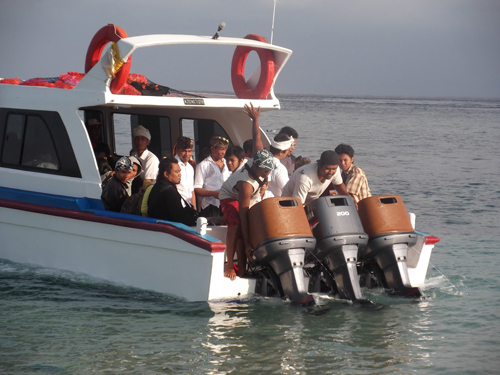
[0,187,225,249]
[0,186,104,211]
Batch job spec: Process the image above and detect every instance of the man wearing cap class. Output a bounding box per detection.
[101,156,134,212]
[281,150,349,206]
[174,136,196,209]
[219,149,275,280]
[130,125,160,186]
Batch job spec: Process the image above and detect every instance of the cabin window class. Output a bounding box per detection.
[181,118,231,163]
[0,109,81,177]
[113,113,171,160]
[21,115,59,170]
[80,110,107,146]
[2,114,24,165]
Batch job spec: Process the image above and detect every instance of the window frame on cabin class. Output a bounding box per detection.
[180,118,232,163]
[0,108,81,177]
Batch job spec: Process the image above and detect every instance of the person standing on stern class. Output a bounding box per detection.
[282,150,350,206]
[219,149,275,280]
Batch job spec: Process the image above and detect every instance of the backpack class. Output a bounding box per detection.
[120,184,154,216]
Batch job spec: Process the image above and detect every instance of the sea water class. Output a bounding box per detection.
[1,95,499,374]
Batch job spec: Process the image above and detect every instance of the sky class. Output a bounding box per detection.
[1,0,499,98]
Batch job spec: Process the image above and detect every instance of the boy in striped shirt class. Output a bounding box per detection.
[335,143,372,204]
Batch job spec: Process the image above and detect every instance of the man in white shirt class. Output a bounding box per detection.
[174,136,196,209]
[282,150,350,206]
[263,133,293,199]
[194,135,230,217]
[130,125,159,186]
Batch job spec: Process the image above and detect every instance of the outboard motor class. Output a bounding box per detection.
[249,197,316,304]
[305,196,368,301]
[357,195,420,297]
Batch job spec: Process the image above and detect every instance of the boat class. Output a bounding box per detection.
[0,24,439,304]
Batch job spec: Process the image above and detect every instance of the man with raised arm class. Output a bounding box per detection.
[262,133,293,198]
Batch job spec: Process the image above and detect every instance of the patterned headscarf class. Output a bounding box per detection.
[253,149,275,171]
[128,155,143,175]
[115,156,133,171]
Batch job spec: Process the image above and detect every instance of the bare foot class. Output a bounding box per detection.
[224,264,236,281]
[236,266,246,278]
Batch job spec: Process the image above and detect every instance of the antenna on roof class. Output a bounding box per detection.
[270,0,277,44]
[212,22,226,40]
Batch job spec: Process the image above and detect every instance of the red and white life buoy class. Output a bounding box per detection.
[84,24,131,94]
[231,34,275,100]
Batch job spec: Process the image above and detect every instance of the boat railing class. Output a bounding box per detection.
[0,190,225,254]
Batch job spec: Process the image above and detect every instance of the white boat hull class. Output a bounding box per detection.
[408,241,436,288]
[0,205,255,301]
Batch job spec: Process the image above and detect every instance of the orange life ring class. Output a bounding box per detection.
[84,24,131,94]
[231,34,275,99]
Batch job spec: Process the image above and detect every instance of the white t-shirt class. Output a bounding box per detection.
[281,162,342,205]
[194,155,230,209]
[131,149,159,181]
[234,158,248,172]
[219,166,261,208]
[175,154,195,205]
[263,157,289,199]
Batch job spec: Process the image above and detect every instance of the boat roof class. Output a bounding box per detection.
[75,33,293,107]
[1,33,292,111]
[116,34,292,58]
[0,30,294,202]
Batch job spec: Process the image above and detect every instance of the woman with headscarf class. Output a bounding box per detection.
[128,155,143,195]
